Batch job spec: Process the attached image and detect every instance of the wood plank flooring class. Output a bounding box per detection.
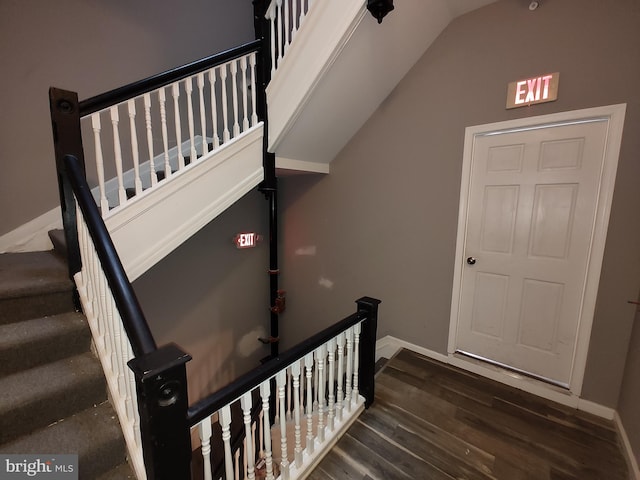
[309,349,629,480]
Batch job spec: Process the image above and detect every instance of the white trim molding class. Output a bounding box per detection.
[447,104,627,397]
[275,156,330,175]
[376,335,617,419]
[0,207,61,253]
[615,411,640,480]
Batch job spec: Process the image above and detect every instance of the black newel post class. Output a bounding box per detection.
[128,344,193,480]
[356,296,382,408]
[48,87,84,305]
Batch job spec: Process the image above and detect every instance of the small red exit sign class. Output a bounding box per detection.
[506,72,559,109]
[234,232,260,249]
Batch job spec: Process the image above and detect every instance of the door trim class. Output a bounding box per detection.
[448,104,627,396]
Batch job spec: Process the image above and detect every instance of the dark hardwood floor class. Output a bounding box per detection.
[309,349,629,480]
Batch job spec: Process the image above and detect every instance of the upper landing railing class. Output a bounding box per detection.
[78,40,262,215]
[265,0,314,74]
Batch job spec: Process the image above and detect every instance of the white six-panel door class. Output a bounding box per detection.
[449,105,626,391]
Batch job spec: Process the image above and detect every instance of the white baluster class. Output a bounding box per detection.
[258,409,264,459]
[316,345,326,443]
[158,87,171,179]
[143,93,156,187]
[230,59,240,137]
[172,82,184,169]
[313,357,319,410]
[123,342,138,442]
[299,0,306,28]
[336,332,345,422]
[249,53,258,127]
[220,405,234,480]
[276,0,283,68]
[208,69,220,149]
[292,0,298,37]
[304,352,314,454]
[268,4,277,75]
[111,304,125,392]
[353,322,361,403]
[284,0,290,54]
[106,292,119,385]
[127,100,142,196]
[241,393,256,480]
[185,76,197,164]
[219,64,230,143]
[287,368,293,421]
[198,417,213,480]
[197,72,208,155]
[327,338,336,431]
[240,55,249,132]
[90,113,109,215]
[244,436,249,480]
[260,382,274,480]
[276,371,289,479]
[291,360,303,468]
[345,327,354,412]
[109,106,127,206]
[234,448,240,480]
[83,237,100,344]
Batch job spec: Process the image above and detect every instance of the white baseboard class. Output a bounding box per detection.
[375,335,615,419]
[615,411,640,479]
[0,207,61,253]
[376,335,448,363]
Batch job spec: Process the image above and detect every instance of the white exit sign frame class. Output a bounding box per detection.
[506,72,559,109]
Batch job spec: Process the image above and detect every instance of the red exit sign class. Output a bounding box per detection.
[506,72,559,109]
[234,232,261,249]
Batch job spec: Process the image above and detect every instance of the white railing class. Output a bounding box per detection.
[193,323,364,480]
[266,0,313,75]
[82,50,259,215]
[73,207,147,480]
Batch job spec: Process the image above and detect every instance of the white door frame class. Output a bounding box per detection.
[448,104,626,399]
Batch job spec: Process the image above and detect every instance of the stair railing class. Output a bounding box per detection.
[49,40,264,480]
[265,0,314,75]
[57,152,159,480]
[79,40,262,216]
[188,297,380,480]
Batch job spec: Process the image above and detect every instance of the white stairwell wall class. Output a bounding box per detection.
[268,0,497,174]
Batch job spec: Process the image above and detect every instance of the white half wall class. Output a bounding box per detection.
[105,125,264,281]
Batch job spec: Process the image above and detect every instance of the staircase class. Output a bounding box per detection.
[0,245,135,479]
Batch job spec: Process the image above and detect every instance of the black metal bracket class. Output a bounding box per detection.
[258,336,280,345]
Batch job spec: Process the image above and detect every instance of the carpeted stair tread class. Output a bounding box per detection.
[0,251,74,323]
[0,352,106,444]
[0,251,72,298]
[47,229,68,259]
[1,401,128,479]
[0,312,90,376]
[96,461,137,480]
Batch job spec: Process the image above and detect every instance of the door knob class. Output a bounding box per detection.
[466,256,477,265]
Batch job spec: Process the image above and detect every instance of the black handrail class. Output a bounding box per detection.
[79,39,262,116]
[187,296,381,426]
[63,154,157,357]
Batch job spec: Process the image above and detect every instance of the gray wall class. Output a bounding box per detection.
[279,0,640,409]
[0,0,254,235]
[133,190,271,403]
[619,305,640,466]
